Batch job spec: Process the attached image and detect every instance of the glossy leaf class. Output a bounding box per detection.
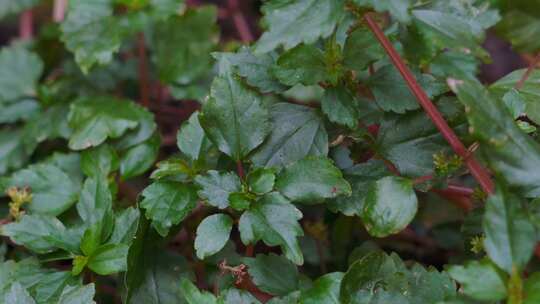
[361,176,418,237]
[321,85,359,129]
[180,278,218,304]
[273,44,327,86]
[195,171,241,209]
[447,259,507,301]
[194,214,233,260]
[299,272,343,304]
[177,112,212,161]
[87,244,128,275]
[275,156,351,204]
[244,253,299,296]
[119,133,160,180]
[0,44,43,102]
[247,168,276,195]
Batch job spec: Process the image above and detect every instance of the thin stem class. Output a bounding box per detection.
[53,0,67,22]
[364,14,494,194]
[19,10,33,40]
[236,160,245,180]
[137,32,150,107]
[228,0,254,42]
[245,244,254,257]
[515,53,540,90]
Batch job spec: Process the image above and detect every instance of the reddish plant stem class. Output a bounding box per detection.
[228,0,254,42]
[19,10,33,40]
[137,32,150,107]
[363,14,494,195]
[515,53,540,90]
[236,160,245,180]
[245,244,254,257]
[53,0,67,22]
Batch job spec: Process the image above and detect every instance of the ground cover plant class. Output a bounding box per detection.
[1,0,540,303]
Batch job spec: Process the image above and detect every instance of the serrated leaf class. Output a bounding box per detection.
[68,97,147,150]
[195,171,241,209]
[448,259,507,301]
[244,253,299,296]
[321,85,359,129]
[483,181,536,274]
[0,128,29,175]
[256,0,343,53]
[362,176,418,237]
[22,104,72,150]
[87,243,128,275]
[275,156,351,204]
[272,44,327,86]
[221,47,286,93]
[222,288,261,304]
[430,51,479,81]
[108,207,140,245]
[452,80,540,197]
[5,163,80,216]
[251,103,328,168]
[154,6,218,85]
[0,44,43,102]
[140,181,198,236]
[366,65,447,113]
[1,214,78,254]
[0,99,39,124]
[299,272,343,304]
[61,0,125,72]
[328,160,391,216]
[239,192,304,265]
[177,112,212,161]
[200,73,270,161]
[81,144,119,178]
[76,177,114,239]
[352,0,412,23]
[120,133,160,180]
[194,214,233,260]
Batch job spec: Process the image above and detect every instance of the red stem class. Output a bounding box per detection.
[236,160,245,180]
[516,53,540,90]
[137,32,150,107]
[53,0,67,22]
[228,0,254,42]
[245,244,254,257]
[364,14,494,194]
[19,10,33,40]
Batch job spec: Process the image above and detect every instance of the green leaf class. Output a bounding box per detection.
[61,0,125,72]
[68,97,147,150]
[430,51,479,81]
[272,44,327,86]
[221,47,286,93]
[195,171,241,209]
[267,292,300,304]
[4,282,36,304]
[524,273,540,304]
[377,109,454,177]
[0,128,30,175]
[5,163,80,216]
[447,258,507,301]
[483,181,536,274]
[1,214,77,254]
[321,85,359,129]
[222,289,261,304]
[0,99,39,124]
[452,80,540,197]
[0,0,39,19]
[199,73,270,161]
[108,207,140,245]
[328,160,391,216]
[180,278,218,304]
[126,218,192,304]
[81,223,104,257]
[76,177,114,238]
[80,144,119,178]
[22,104,72,149]
[255,0,343,53]
[140,181,198,236]
[361,176,418,238]
[299,272,343,304]
[496,9,540,53]
[366,65,447,113]
[177,112,212,161]
[352,0,412,23]
[120,133,160,180]
[275,156,351,204]
[239,192,304,265]
[247,168,276,195]
[0,44,43,102]
[154,6,218,85]
[244,253,299,296]
[251,103,328,168]
[343,27,384,72]
[229,192,252,211]
[194,214,233,260]
[57,284,96,304]
[87,243,128,275]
